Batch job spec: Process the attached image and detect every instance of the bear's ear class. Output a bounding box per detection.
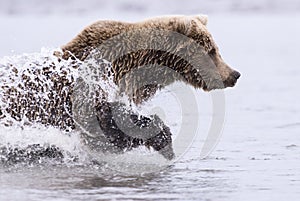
[197,14,208,26]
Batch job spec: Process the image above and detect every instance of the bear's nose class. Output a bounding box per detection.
[231,70,241,80]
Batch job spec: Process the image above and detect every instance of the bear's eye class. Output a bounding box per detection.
[208,48,216,56]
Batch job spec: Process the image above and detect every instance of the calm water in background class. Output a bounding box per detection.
[1,2,300,200]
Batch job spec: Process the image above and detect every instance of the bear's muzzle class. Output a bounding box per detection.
[224,70,241,87]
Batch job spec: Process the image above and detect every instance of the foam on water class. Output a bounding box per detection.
[0,121,171,172]
[0,124,87,163]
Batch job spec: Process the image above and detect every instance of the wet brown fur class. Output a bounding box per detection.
[62,15,239,104]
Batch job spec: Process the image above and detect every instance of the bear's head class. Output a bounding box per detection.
[61,15,240,97]
[113,15,241,97]
[172,15,240,91]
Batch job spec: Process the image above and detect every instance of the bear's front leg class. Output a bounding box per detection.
[95,101,175,160]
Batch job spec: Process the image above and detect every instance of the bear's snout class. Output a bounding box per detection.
[224,70,241,87]
[231,70,241,80]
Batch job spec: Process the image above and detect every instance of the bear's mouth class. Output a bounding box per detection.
[200,70,241,91]
[195,78,222,91]
[223,78,238,88]
[202,82,221,92]
[201,79,236,92]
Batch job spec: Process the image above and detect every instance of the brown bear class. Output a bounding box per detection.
[61,15,240,103]
[0,15,240,162]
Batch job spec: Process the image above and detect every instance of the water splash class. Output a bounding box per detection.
[0,48,174,173]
